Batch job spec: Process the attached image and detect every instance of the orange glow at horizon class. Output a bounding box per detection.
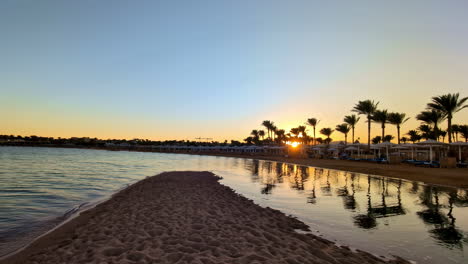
[286,141,300,148]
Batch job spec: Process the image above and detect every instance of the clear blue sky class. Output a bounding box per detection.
[2,0,468,141]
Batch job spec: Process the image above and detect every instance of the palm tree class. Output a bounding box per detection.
[297,125,308,144]
[290,127,300,139]
[383,135,394,142]
[418,124,434,140]
[306,118,319,145]
[416,110,445,140]
[275,129,286,144]
[388,112,410,144]
[250,129,259,138]
[427,93,468,143]
[352,100,379,149]
[459,125,468,142]
[262,120,273,140]
[372,136,382,144]
[244,136,254,145]
[258,130,265,141]
[407,130,422,143]
[372,109,389,140]
[335,124,350,144]
[451,124,461,142]
[401,137,408,144]
[319,128,334,144]
[271,124,277,142]
[343,115,360,144]
[439,130,447,142]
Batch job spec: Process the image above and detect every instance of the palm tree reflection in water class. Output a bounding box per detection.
[417,187,467,248]
[242,159,467,250]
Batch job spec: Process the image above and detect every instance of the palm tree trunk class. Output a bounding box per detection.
[313,127,316,145]
[345,134,348,145]
[367,118,371,149]
[352,127,355,144]
[381,124,385,140]
[397,125,401,144]
[448,118,452,143]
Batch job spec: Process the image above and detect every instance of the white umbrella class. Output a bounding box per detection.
[344,146,358,150]
[344,146,358,156]
[392,143,416,159]
[351,143,366,156]
[376,142,396,161]
[450,141,468,162]
[416,140,447,163]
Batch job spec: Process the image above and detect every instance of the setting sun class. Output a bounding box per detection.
[286,141,300,148]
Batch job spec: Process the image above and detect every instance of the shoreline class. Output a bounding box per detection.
[2,145,467,188]
[4,145,468,189]
[187,152,468,189]
[1,171,410,264]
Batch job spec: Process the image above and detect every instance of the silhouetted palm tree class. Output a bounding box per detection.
[372,109,389,140]
[319,128,334,144]
[271,124,277,142]
[306,118,319,145]
[297,125,308,144]
[290,127,300,139]
[407,130,422,143]
[427,93,468,143]
[275,129,286,144]
[401,137,408,144]
[416,110,445,140]
[372,136,382,144]
[258,130,265,141]
[418,124,434,140]
[383,135,394,142]
[262,120,273,140]
[262,120,271,138]
[388,112,410,144]
[439,130,447,143]
[459,125,468,142]
[451,124,460,142]
[336,124,350,144]
[353,100,379,149]
[344,115,360,144]
[250,130,260,144]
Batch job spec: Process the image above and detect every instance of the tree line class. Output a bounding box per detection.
[245,93,468,146]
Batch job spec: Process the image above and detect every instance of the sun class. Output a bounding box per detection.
[286,141,299,148]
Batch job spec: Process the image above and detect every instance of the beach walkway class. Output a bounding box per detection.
[1,171,409,264]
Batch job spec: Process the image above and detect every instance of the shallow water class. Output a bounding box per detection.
[0,146,467,263]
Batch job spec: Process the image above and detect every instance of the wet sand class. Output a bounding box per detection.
[1,171,409,264]
[190,153,468,189]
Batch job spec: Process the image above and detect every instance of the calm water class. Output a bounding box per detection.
[0,147,467,263]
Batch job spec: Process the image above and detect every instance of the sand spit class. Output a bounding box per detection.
[1,171,410,264]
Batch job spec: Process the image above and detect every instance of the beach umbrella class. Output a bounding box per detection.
[376,142,396,161]
[351,143,366,156]
[344,146,358,155]
[392,143,414,159]
[416,140,447,163]
[450,141,468,161]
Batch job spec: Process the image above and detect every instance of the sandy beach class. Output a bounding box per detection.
[187,153,468,189]
[1,171,410,264]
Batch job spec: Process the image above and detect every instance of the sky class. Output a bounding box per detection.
[2,0,468,142]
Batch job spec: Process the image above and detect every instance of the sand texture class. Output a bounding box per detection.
[1,171,410,264]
